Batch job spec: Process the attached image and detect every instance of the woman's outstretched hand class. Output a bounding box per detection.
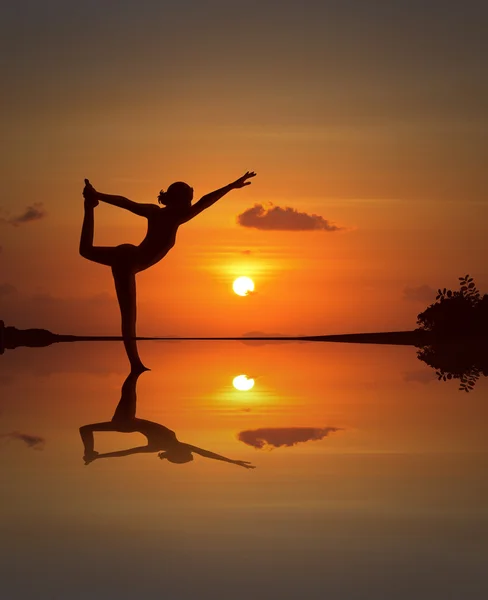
[231,171,256,189]
[233,460,256,469]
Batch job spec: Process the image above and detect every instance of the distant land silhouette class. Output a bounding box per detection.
[0,319,432,351]
[2,275,487,391]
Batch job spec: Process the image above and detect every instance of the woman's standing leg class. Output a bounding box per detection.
[111,371,141,424]
[112,267,149,373]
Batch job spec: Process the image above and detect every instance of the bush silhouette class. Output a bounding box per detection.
[416,275,488,336]
[415,275,488,392]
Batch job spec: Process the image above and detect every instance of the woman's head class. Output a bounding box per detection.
[158,182,193,208]
[158,447,194,464]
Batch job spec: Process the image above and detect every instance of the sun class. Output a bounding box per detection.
[233,374,255,391]
[233,276,255,296]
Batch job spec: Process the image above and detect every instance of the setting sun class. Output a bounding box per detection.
[232,374,255,391]
[233,276,255,297]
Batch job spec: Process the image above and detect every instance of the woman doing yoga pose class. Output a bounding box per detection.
[80,171,256,371]
[79,371,256,469]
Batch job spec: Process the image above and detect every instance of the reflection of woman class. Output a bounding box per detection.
[80,172,256,372]
[79,372,256,469]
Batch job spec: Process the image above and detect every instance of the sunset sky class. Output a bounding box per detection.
[1,0,487,336]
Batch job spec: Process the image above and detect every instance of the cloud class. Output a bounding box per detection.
[237,203,343,231]
[0,283,17,297]
[0,431,45,450]
[1,203,47,227]
[238,427,342,449]
[403,285,436,303]
[241,249,252,255]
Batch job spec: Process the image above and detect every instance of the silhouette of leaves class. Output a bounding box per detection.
[418,345,487,393]
[417,275,487,336]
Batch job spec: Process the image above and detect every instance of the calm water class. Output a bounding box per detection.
[1,341,487,599]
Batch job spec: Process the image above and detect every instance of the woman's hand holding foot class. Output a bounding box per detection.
[83,179,99,208]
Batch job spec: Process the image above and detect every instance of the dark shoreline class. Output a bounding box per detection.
[1,321,483,353]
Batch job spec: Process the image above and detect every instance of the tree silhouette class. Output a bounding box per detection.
[416,275,488,392]
[416,275,488,336]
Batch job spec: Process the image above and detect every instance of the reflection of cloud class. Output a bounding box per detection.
[238,427,342,449]
[403,285,436,303]
[403,370,437,384]
[0,283,17,297]
[1,203,47,227]
[237,204,343,232]
[0,431,45,450]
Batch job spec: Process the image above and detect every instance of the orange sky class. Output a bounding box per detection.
[1,1,487,336]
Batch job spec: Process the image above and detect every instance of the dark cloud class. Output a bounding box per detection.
[0,283,17,297]
[0,431,45,450]
[1,203,47,227]
[403,285,436,303]
[237,204,343,232]
[403,369,437,384]
[238,427,342,449]
[1,290,118,336]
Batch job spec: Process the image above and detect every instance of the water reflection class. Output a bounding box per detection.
[238,427,342,449]
[79,371,256,469]
[1,342,488,599]
[417,341,488,392]
[232,374,255,391]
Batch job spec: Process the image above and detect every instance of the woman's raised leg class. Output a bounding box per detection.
[79,199,120,266]
[112,268,149,373]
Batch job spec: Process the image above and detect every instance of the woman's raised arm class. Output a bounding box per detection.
[187,444,256,469]
[181,171,256,223]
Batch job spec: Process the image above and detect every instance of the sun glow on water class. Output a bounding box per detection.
[233,374,255,391]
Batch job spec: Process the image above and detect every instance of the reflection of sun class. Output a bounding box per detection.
[233,374,255,391]
[233,276,255,296]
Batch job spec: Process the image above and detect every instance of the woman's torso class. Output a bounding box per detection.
[133,419,178,450]
[125,207,183,272]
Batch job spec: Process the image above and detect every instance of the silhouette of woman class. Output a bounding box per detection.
[79,371,256,469]
[80,171,256,372]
